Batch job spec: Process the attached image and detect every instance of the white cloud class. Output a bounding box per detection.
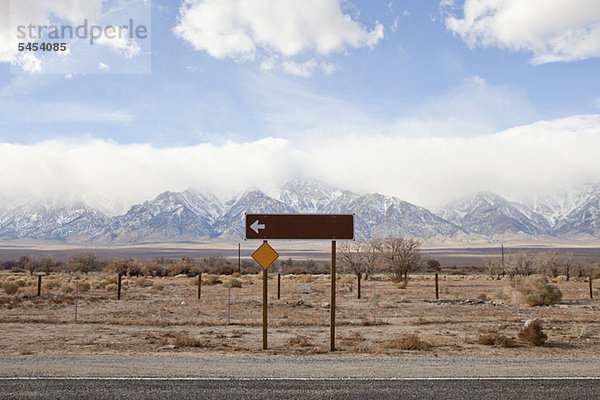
[173,0,383,76]
[98,61,111,71]
[444,0,600,64]
[1,115,599,212]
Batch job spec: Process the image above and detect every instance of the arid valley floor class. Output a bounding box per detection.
[1,268,598,358]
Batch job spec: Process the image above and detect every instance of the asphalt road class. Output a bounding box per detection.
[1,355,599,399]
[1,378,599,400]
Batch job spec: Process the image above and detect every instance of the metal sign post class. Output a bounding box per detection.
[252,240,279,350]
[330,240,336,352]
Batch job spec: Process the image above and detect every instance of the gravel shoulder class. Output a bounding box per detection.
[1,355,600,378]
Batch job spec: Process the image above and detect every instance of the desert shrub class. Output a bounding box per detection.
[105,283,118,292]
[231,272,241,278]
[224,278,242,288]
[152,283,164,291]
[100,276,118,288]
[43,281,61,291]
[240,260,260,274]
[165,333,206,348]
[134,278,153,287]
[142,261,167,277]
[201,257,235,275]
[519,319,548,346]
[289,335,312,347]
[512,275,562,306]
[15,279,27,287]
[476,333,515,348]
[104,259,144,277]
[203,274,222,286]
[62,286,74,294]
[283,259,328,274]
[78,282,91,293]
[387,334,430,350]
[3,282,19,295]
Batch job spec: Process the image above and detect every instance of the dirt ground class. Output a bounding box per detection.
[0,271,598,357]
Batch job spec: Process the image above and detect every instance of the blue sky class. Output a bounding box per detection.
[0,0,599,212]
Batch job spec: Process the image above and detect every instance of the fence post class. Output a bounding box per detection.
[435,273,439,300]
[373,282,377,325]
[198,272,202,299]
[590,277,594,300]
[227,281,231,325]
[515,275,519,317]
[74,279,79,323]
[117,273,122,300]
[37,275,42,297]
[277,273,281,300]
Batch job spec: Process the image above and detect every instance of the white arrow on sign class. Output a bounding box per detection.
[250,220,266,234]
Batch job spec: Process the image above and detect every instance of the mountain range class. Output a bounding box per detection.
[0,178,599,244]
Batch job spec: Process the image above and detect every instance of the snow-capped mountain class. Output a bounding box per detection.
[275,177,350,213]
[1,179,600,243]
[0,200,111,241]
[102,189,224,243]
[521,183,600,226]
[213,189,296,240]
[553,190,600,237]
[437,191,551,237]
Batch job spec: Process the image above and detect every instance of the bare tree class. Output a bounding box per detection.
[39,257,56,275]
[19,255,38,275]
[504,252,535,277]
[534,252,573,278]
[374,236,423,287]
[338,240,378,299]
[66,253,101,274]
[484,257,502,279]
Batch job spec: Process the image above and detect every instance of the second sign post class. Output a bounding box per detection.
[251,240,280,350]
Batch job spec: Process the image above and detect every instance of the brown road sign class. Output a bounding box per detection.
[245,214,354,240]
[252,241,279,270]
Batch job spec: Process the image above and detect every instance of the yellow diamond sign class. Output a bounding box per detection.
[252,241,279,270]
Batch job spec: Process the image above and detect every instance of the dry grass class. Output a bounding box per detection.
[134,278,153,287]
[0,270,598,356]
[224,278,242,288]
[387,334,430,350]
[2,282,19,295]
[289,335,312,347]
[203,274,222,285]
[476,333,516,348]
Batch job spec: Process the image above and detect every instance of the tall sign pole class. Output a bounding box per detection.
[263,261,268,350]
[330,240,336,351]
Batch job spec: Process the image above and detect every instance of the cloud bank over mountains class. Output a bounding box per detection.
[1,114,599,214]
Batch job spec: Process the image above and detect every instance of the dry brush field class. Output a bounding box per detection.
[0,271,598,357]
